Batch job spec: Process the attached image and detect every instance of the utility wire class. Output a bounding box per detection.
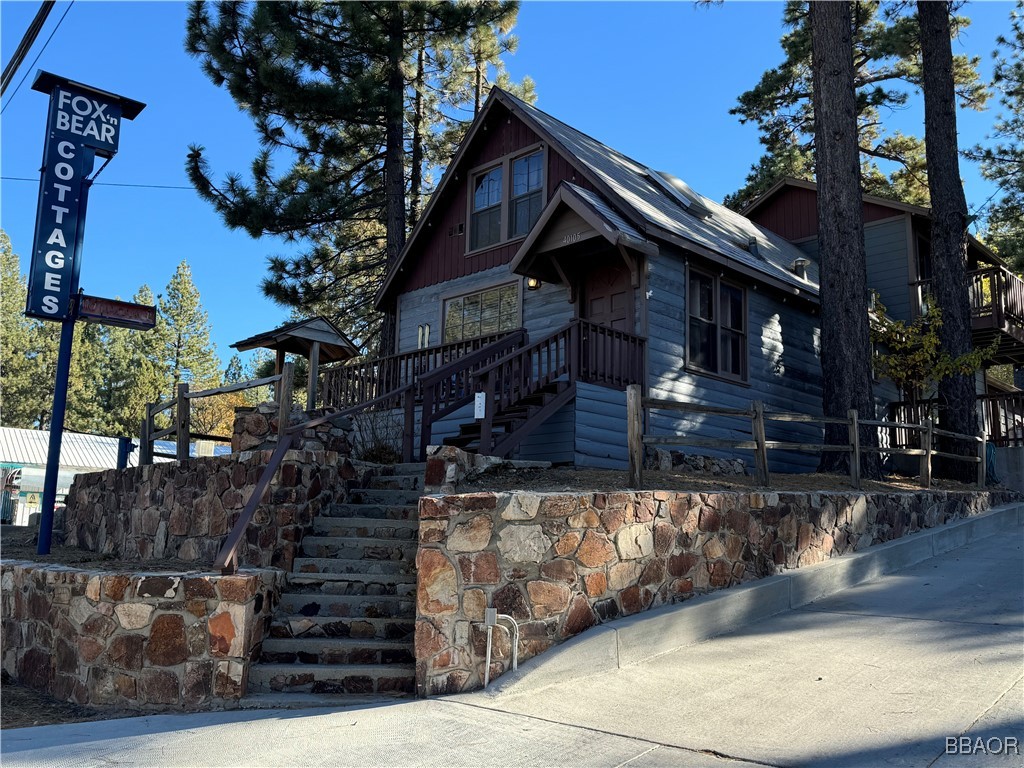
[0,1,74,115]
[1,176,194,190]
[1,1,55,96]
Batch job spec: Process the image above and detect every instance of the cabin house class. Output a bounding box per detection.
[320,89,1024,472]
[745,177,1024,446]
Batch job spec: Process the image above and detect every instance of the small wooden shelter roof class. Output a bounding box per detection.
[231,317,359,363]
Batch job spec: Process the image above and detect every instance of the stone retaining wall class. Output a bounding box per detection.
[65,449,350,570]
[0,562,284,710]
[232,403,353,454]
[414,488,1016,694]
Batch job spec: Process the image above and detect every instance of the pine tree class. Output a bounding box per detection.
[970,1,1024,267]
[0,232,54,428]
[726,1,987,211]
[185,1,526,352]
[919,0,977,480]
[810,1,880,478]
[158,261,221,398]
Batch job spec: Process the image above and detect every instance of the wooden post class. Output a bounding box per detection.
[139,412,152,466]
[306,341,320,412]
[419,384,434,463]
[175,383,190,462]
[627,384,643,488]
[752,401,770,487]
[847,408,861,489]
[278,361,294,437]
[978,431,987,489]
[920,418,933,489]
[402,387,415,463]
[479,375,495,455]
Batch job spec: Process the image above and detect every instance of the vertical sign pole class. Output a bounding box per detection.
[37,311,76,554]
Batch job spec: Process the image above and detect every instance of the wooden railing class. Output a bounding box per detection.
[475,320,646,456]
[916,266,1024,328]
[213,381,415,573]
[139,363,293,465]
[320,331,516,409]
[891,393,1024,448]
[418,330,529,460]
[627,385,987,490]
[578,319,646,388]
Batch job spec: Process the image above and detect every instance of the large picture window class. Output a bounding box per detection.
[687,269,747,381]
[443,283,520,343]
[467,146,545,253]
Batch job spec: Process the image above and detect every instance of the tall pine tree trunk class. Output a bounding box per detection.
[810,1,880,477]
[919,1,977,479]
[409,42,426,230]
[380,7,408,356]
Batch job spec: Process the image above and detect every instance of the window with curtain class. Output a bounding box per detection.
[443,283,519,343]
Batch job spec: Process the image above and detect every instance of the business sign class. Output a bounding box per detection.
[24,73,142,321]
[78,294,156,330]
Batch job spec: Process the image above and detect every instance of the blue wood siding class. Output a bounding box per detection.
[644,252,824,473]
[396,266,575,354]
[795,218,912,323]
[515,402,575,464]
[575,382,628,469]
[864,217,911,322]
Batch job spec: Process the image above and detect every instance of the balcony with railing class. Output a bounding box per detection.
[916,266,1024,364]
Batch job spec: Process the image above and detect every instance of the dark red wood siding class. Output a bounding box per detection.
[394,106,594,295]
[750,184,903,241]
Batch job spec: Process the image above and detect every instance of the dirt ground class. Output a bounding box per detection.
[0,468,993,729]
[460,465,982,494]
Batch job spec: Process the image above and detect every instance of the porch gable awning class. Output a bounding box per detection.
[231,316,359,363]
[510,182,658,286]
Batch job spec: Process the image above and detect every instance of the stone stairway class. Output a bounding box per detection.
[243,463,425,705]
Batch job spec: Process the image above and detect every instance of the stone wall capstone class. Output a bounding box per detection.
[414,487,1016,695]
[0,562,284,709]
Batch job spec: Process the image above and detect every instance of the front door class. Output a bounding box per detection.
[582,256,633,331]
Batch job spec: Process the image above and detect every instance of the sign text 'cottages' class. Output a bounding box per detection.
[24,73,142,321]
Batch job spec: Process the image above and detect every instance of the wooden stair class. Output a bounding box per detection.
[242,463,424,705]
[443,380,576,458]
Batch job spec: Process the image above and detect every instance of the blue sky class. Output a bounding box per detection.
[1,1,1015,365]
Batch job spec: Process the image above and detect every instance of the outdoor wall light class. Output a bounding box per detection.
[526,277,542,291]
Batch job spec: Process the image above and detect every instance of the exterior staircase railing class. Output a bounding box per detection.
[214,320,645,572]
[320,331,514,408]
[474,319,646,457]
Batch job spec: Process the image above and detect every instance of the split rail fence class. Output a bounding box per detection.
[625,385,987,491]
[139,362,294,465]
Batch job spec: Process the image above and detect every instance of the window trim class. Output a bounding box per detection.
[439,279,524,344]
[465,142,547,257]
[684,265,749,384]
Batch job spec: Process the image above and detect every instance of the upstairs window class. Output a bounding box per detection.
[510,151,544,237]
[443,283,519,343]
[470,167,503,251]
[466,145,545,253]
[687,268,747,381]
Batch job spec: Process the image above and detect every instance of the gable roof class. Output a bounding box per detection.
[744,176,1003,266]
[231,316,360,362]
[375,90,818,308]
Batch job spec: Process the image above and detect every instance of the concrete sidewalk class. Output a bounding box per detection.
[2,513,1021,768]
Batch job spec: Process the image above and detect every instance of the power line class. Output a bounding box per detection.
[1,176,194,190]
[1,1,56,96]
[0,1,74,115]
